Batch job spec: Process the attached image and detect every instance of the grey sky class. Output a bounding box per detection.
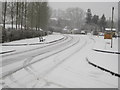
[48,2,118,20]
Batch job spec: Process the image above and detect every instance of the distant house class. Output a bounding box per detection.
[62,26,71,34]
[71,28,80,34]
[80,30,86,35]
[49,18,58,26]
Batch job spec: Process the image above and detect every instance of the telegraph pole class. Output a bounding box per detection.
[111,7,114,48]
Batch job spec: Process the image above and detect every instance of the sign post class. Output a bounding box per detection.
[111,7,114,48]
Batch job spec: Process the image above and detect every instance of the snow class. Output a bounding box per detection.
[93,36,119,52]
[43,35,118,88]
[88,51,118,73]
[73,28,78,31]
[1,34,64,54]
[50,18,58,21]
[87,35,118,74]
[105,28,116,31]
[1,34,118,88]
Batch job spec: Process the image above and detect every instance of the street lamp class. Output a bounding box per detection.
[111,7,114,48]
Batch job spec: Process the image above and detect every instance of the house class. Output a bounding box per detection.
[62,26,71,34]
[71,28,80,34]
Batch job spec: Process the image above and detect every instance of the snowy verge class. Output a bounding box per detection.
[1,34,65,54]
[2,34,64,46]
[93,49,120,54]
[87,35,118,75]
[86,58,119,78]
[92,36,119,52]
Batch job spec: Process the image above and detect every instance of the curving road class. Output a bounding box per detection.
[1,34,118,88]
[1,34,83,87]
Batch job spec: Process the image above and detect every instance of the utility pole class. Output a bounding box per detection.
[111,7,114,48]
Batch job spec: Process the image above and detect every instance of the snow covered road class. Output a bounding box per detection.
[1,34,118,88]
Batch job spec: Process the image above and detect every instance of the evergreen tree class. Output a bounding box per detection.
[92,15,99,25]
[99,14,106,32]
[86,9,92,24]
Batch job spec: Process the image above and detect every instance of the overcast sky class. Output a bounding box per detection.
[48,2,118,20]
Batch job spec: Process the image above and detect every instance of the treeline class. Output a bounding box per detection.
[2,2,50,43]
[84,9,117,32]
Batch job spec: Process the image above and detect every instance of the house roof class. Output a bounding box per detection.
[105,28,116,31]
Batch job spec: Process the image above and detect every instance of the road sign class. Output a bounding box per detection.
[104,33,112,39]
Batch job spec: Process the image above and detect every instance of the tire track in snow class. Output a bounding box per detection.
[33,37,87,88]
[2,36,90,88]
[4,36,78,88]
[1,36,68,68]
[21,36,76,88]
[1,35,71,79]
[1,35,73,88]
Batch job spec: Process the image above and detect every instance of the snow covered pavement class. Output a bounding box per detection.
[93,36,119,52]
[87,36,119,76]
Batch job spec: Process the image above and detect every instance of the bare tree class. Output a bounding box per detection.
[27,2,50,30]
[21,2,24,30]
[24,2,27,30]
[3,2,7,30]
[16,2,19,30]
[11,2,14,29]
[66,8,85,28]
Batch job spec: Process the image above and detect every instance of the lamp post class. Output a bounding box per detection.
[111,7,114,48]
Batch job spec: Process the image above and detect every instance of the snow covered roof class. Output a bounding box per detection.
[105,28,116,31]
[73,28,78,31]
[81,31,85,33]
[63,28,68,31]
[63,26,68,31]
[50,18,58,21]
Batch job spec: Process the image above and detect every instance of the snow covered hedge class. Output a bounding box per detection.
[2,29,47,43]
